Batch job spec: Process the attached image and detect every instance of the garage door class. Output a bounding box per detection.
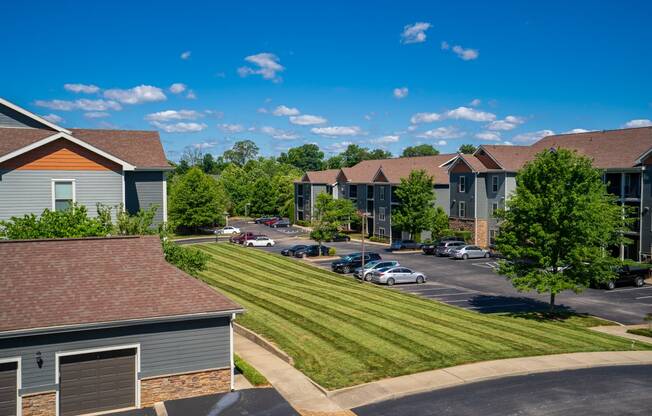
[59,348,136,416]
[0,361,18,416]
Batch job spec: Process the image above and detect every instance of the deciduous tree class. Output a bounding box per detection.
[401,144,440,157]
[310,193,357,255]
[168,167,227,232]
[391,169,438,240]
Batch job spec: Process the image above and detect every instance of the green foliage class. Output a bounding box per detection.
[392,169,438,238]
[223,140,259,166]
[458,144,477,154]
[495,149,625,308]
[325,155,344,169]
[161,238,208,276]
[310,193,357,252]
[328,247,337,256]
[115,205,157,235]
[441,229,473,242]
[430,207,450,239]
[278,144,324,172]
[369,236,390,243]
[168,167,227,231]
[234,354,269,386]
[401,144,440,157]
[339,144,391,167]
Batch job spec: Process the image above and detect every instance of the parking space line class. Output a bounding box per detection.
[428,292,477,297]
[468,303,530,310]
[437,299,471,304]
[635,295,652,300]
[605,286,652,293]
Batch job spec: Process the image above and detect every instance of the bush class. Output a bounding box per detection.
[234,354,269,386]
[369,236,390,244]
[440,229,473,242]
[328,247,337,256]
[295,220,312,227]
[161,238,208,276]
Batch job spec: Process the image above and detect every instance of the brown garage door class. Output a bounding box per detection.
[0,361,18,416]
[60,348,136,416]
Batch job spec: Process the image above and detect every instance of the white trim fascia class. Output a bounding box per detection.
[122,173,126,211]
[51,179,76,211]
[162,175,168,223]
[230,313,235,391]
[447,156,476,173]
[0,356,21,416]
[472,146,504,169]
[55,343,141,416]
[438,155,461,167]
[0,132,136,171]
[0,97,71,134]
[635,147,652,165]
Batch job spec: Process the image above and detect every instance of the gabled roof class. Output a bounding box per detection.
[0,97,70,134]
[476,145,540,171]
[300,168,340,184]
[0,236,242,335]
[448,153,491,173]
[339,154,456,185]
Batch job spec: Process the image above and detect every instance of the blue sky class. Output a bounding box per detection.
[4,0,652,160]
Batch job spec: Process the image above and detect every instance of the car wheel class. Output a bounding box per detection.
[267,243,272,247]
[416,276,424,284]
[607,281,615,290]
[302,253,308,259]
[462,254,469,260]
[484,252,490,258]
[386,278,395,286]
[344,266,351,273]
[635,277,645,287]
[248,243,254,247]
[364,273,372,282]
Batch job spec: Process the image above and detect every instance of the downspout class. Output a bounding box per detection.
[640,167,645,262]
[474,172,478,246]
[620,172,625,261]
[230,312,235,391]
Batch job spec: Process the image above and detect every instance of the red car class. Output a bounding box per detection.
[230,232,258,244]
[263,218,281,226]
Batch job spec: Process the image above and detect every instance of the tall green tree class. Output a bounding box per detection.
[325,155,344,169]
[401,144,440,157]
[495,149,625,309]
[168,167,227,232]
[368,148,392,160]
[309,193,357,255]
[278,144,325,172]
[223,140,260,166]
[458,144,477,154]
[340,144,369,167]
[392,169,438,240]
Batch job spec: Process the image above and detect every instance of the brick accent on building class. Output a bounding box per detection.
[475,219,489,248]
[22,391,56,416]
[140,368,231,407]
[449,217,475,234]
[448,217,489,248]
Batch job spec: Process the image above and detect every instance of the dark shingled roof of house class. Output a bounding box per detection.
[0,236,242,334]
[300,168,341,184]
[339,154,457,185]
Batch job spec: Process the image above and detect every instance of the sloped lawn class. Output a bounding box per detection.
[196,243,650,389]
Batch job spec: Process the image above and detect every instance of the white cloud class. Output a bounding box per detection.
[180,51,191,60]
[469,98,481,107]
[452,45,479,61]
[512,129,555,143]
[475,131,502,141]
[410,112,441,124]
[238,53,284,82]
[150,121,207,133]
[218,123,245,133]
[64,83,100,94]
[186,90,197,99]
[104,85,166,104]
[272,105,300,116]
[42,113,64,123]
[84,112,110,119]
[145,110,202,122]
[325,141,354,153]
[289,114,327,125]
[418,126,465,139]
[35,99,122,111]
[193,141,218,150]
[311,126,363,137]
[623,119,652,128]
[257,108,268,114]
[371,135,400,144]
[169,83,187,94]
[487,115,525,131]
[393,87,409,99]
[502,141,514,146]
[436,140,447,146]
[401,22,432,44]
[563,128,591,134]
[445,106,495,122]
[259,126,300,140]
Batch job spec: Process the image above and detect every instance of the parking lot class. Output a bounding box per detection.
[216,220,652,325]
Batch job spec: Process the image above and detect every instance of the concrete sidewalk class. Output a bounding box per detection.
[591,325,652,345]
[236,331,652,412]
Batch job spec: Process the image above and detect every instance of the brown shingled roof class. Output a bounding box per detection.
[302,168,340,184]
[0,128,57,159]
[341,154,456,184]
[0,236,241,333]
[477,145,540,171]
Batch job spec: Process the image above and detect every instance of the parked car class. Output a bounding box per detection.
[325,233,351,242]
[371,266,426,285]
[294,244,330,258]
[263,217,282,226]
[245,236,275,247]
[592,265,649,290]
[390,240,422,251]
[254,217,273,224]
[216,226,241,235]
[331,252,382,273]
[271,219,291,228]
[354,260,400,281]
[451,245,490,260]
[230,232,259,244]
[281,244,308,256]
[435,241,467,257]
[422,239,465,255]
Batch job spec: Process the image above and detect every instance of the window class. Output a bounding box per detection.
[459,176,466,193]
[492,202,499,216]
[367,200,374,214]
[297,211,304,221]
[379,227,386,236]
[367,185,374,199]
[349,184,358,198]
[53,180,74,211]
[489,229,496,245]
[379,207,385,221]
[326,185,333,195]
[458,201,466,218]
[379,186,385,201]
[297,184,303,194]
[492,176,499,193]
[391,186,399,204]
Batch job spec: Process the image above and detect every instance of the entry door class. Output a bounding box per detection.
[59,348,136,416]
[0,361,17,416]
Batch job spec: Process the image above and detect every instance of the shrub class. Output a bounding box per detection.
[328,247,337,256]
[161,238,208,276]
[234,354,269,386]
[369,236,390,244]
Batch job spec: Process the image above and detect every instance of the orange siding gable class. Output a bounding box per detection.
[0,139,121,172]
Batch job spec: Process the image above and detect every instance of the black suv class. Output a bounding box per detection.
[592,265,649,290]
[331,252,382,273]
[294,245,330,258]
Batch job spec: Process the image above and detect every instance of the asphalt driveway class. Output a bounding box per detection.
[163,388,299,416]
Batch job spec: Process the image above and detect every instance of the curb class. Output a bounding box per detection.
[233,323,294,366]
[389,250,423,255]
[303,256,340,262]
[347,238,390,247]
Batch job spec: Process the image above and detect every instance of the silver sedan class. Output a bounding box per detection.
[371,267,427,286]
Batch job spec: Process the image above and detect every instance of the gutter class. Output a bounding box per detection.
[0,309,245,340]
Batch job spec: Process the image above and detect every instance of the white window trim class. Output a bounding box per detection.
[379,227,386,236]
[0,356,21,416]
[459,176,466,193]
[162,175,168,223]
[459,201,466,218]
[492,202,499,216]
[379,207,386,221]
[55,344,141,416]
[492,176,499,193]
[51,179,76,211]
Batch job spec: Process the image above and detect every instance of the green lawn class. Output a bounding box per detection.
[195,243,650,389]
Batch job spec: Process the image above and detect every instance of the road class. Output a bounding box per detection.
[182,220,652,324]
[354,365,652,416]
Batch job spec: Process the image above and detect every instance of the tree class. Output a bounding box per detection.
[309,193,357,255]
[340,144,369,167]
[495,149,625,310]
[430,207,450,239]
[458,144,477,154]
[180,146,204,167]
[325,155,344,169]
[223,140,259,166]
[168,167,227,232]
[392,170,438,240]
[401,144,440,157]
[367,148,392,160]
[278,144,324,172]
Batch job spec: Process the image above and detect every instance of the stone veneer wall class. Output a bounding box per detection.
[475,219,489,248]
[22,392,56,416]
[140,368,231,407]
[448,217,489,248]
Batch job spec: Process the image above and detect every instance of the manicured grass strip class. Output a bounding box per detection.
[628,328,652,338]
[197,243,650,389]
[234,354,269,386]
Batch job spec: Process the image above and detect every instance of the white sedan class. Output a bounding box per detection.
[245,236,276,247]
[216,226,241,235]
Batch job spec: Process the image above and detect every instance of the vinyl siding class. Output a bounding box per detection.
[485,173,506,229]
[374,184,390,236]
[434,185,450,216]
[0,104,50,129]
[450,172,475,218]
[641,169,652,257]
[476,175,488,220]
[0,169,122,221]
[125,171,165,224]
[0,317,231,395]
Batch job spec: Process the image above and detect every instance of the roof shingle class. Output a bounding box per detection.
[340,154,456,185]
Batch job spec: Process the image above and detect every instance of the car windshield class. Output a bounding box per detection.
[291,245,305,250]
[364,260,381,269]
[376,266,393,272]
